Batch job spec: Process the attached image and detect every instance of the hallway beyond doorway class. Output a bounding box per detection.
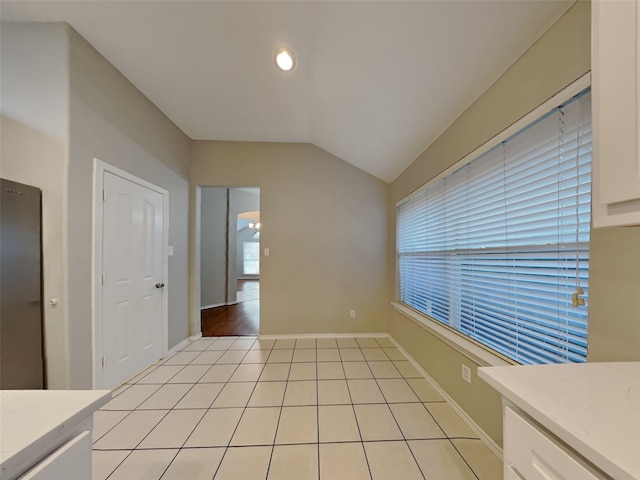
[201,280,259,336]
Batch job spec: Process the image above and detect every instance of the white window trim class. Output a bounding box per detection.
[394,72,592,367]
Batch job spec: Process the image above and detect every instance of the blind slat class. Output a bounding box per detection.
[397,90,591,365]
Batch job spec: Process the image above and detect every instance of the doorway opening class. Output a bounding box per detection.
[200,187,260,336]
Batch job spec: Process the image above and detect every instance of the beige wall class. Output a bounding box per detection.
[200,188,229,307]
[190,141,390,336]
[66,29,191,388]
[588,226,640,362]
[388,1,591,447]
[1,23,192,389]
[0,23,70,389]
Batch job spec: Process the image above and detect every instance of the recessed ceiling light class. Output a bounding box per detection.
[274,47,296,72]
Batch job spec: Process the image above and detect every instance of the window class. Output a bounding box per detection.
[397,89,591,365]
[243,242,260,275]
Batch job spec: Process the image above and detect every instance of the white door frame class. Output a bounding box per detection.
[92,158,169,389]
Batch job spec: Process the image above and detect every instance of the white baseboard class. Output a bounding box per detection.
[165,337,191,357]
[258,332,388,340]
[201,302,226,310]
[387,334,503,460]
[201,301,241,310]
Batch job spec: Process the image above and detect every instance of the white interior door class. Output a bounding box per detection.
[101,171,165,389]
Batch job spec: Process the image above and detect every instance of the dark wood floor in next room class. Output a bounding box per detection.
[201,280,259,336]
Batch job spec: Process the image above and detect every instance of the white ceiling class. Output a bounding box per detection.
[1,0,573,182]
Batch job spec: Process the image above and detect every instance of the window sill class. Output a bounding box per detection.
[391,302,516,367]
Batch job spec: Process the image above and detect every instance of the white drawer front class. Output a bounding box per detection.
[19,431,92,480]
[504,407,606,480]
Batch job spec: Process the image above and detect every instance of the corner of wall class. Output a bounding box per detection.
[1,21,72,389]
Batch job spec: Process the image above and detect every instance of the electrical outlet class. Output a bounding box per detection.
[461,364,472,383]
[350,310,356,319]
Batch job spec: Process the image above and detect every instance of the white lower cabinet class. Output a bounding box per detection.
[18,431,92,480]
[479,363,638,480]
[0,391,110,480]
[503,407,607,480]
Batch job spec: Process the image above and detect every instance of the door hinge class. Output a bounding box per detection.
[101,356,106,368]
[103,190,107,201]
[102,273,106,285]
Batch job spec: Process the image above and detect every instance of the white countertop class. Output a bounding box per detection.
[0,390,111,479]
[478,362,640,480]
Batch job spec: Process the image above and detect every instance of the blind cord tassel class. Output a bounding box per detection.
[572,286,585,307]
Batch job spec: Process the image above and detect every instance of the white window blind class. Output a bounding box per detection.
[397,90,591,365]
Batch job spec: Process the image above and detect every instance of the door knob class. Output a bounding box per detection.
[155,282,165,289]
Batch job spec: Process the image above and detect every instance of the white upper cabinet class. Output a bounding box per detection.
[592,0,640,227]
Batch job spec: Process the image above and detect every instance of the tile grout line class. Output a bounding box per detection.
[380,380,431,479]
[180,336,242,480]
[367,341,426,479]
[315,338,323,479]
[263,339,296,480]
[369,338,426,479]
[178,337,256,441]
[130,337,243,479]
[367,337,481,479]
[102,449,135,480]
[94,436,472,453]
[294,338,321,480]
[447,438,482,480]
[316,339,324,480]
[209,338,274,480]
[99,336,229,480]
[92,409,135,445]
[96,336,491,480]
[359,337,428,480]
[122,337,251,479]
[342,339,375,480]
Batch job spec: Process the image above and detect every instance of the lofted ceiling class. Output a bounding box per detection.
[1,0,574,182]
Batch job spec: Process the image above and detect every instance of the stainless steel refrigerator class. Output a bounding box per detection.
[1,178,45,389]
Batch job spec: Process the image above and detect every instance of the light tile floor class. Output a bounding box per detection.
[93,336,502,480]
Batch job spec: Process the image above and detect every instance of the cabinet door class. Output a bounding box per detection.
[19,431,91,480]
[504,408,606,480]
[592,0,640,226]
